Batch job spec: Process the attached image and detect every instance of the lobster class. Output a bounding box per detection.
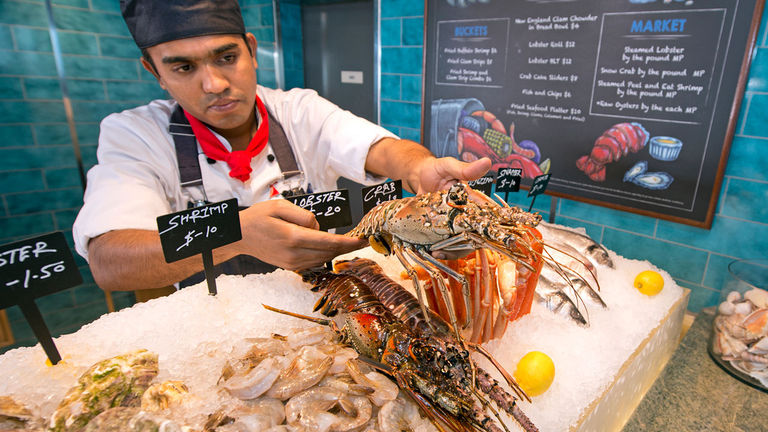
[576,122,649,181]
[345,183,544,344]
[265,269,537,432]
[334,258,538,432]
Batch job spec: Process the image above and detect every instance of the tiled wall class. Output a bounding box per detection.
[380,2,768,313]
[0,0,278,353]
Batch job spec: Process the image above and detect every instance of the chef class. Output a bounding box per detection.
[72,0,491,292]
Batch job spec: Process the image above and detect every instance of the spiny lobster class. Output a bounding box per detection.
[265,267,538,432]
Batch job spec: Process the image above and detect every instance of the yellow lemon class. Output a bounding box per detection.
[634,270,664,296]
[513,351,555,397]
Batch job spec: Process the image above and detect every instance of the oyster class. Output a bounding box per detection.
[83,407,183,432]
[141,380,189,412]
[49,349,159,432]
[0,395,43,430]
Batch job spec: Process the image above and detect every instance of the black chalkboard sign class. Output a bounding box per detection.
[0,231,83,364]
[288,189,353,230]
[361,180,403,214]
[528,173,551,198]
[0,232,82,309]
[467,174,494,196]
[157,199,242,263]
[423,0,764,227]
[496,168,522,193]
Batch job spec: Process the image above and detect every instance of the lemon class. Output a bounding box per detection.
[634,270,664,296]
[513,351,555,397]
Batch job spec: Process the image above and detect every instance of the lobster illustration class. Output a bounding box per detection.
[265,269,538,432]
[345,183,544,345]
[576,122,649,181]
[457,111,547,178]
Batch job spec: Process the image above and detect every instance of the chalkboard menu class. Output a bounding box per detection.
[423,0,764,227]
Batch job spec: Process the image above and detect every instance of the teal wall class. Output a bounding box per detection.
[379,2,768,313]
[0,0,278,353]
[1,0,765,353]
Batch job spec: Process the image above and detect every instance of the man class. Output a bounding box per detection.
[73,0,491,292]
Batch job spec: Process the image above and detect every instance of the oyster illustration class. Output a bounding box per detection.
[623,160,674,190]
[49,349,158,432]
[632,172,674,190]
[623,161,648,182]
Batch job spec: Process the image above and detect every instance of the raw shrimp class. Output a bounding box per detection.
[267,345,334,400]
[378,398,438,432]
[345,360,398,406]
[223,356,284,400]
[285,386,372,432]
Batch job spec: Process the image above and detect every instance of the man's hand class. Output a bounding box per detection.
[406,156,492,194]
[238,200,368,270]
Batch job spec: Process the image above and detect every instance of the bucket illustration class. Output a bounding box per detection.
[430,98,485,159]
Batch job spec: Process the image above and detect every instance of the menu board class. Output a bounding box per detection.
[423,0,764,227]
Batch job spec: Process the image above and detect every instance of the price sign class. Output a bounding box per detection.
[467,175,494,197]
[0,231,83,365]
[361,180,402,215]
[496,168,522,193]
[157,199,241,263]
[528,174,551,198]
[1,232,82,309]
[287,189,352,231]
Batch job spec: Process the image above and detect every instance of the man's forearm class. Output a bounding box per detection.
[88,229,241,291]
[365,137,434,192]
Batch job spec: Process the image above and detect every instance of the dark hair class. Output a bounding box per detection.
[141,34,253,76]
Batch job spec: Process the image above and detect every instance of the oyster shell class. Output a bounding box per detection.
[631,172,674,190]
[49,349,158,432]
[0,395,43,430]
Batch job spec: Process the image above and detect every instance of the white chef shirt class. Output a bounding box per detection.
[73,86,395,261]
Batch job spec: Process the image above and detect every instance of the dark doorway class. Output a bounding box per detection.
[302,0,376,229]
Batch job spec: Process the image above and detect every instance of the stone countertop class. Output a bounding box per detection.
[622,307,768,431]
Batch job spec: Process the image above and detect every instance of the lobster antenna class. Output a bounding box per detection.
[262,304,331,326]
[493,192,510,207]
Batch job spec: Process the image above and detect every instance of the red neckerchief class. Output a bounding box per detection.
[183,95,269,182]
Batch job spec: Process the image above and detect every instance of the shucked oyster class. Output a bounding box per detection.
[49,349,159,432]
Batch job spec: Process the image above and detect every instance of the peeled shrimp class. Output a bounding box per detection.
[378,398,438,432]
[345,360,398,406]
[285,387,372,432]
[223,356,284,400]
[267,345,333,400]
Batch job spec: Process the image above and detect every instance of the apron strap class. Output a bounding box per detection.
[169,106,204,188]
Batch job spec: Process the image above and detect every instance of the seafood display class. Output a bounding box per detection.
[576,122,649,182]
[711,287,768,388]
[214,326,435,432]
[346,183,547,343]
[266,268,537,432]
[0,185,685,432]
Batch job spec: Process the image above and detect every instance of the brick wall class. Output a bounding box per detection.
[380,2,768,313]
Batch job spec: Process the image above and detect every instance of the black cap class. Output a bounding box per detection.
[121,0,246,49]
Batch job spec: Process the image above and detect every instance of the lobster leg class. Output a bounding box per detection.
[393,246,436,331]
[406,248,468,343]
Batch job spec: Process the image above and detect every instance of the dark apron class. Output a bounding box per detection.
[168,104,303,287]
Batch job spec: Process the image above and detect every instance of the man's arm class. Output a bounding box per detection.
[88,199,367,291]
[365,137,491,193]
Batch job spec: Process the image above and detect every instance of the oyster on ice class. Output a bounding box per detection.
[0,395,43,430]
[49,349,159,432]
